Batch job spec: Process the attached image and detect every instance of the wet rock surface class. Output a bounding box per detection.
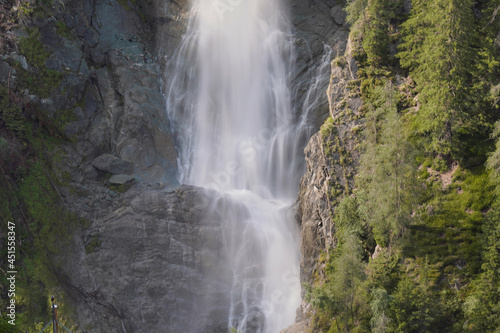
[64,185,234,333]
[289,0,350,130]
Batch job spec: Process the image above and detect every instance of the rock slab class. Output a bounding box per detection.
[92,154,134,175]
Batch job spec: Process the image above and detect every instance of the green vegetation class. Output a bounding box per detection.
[308,0,500,331]
[16,28,63,97]
[0,105,78,330]
[0,86,25,137]
[0,18,78,333]
[116,0,138,11]
[55,20,72,39]
[0,97,79,329]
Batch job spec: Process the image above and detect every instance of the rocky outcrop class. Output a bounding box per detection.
[0,0,183,187]
[62,185,238,332]
[287,34,364,331]
[150,0,190,61]
[109,174,136,185]
[297,132,334,285]
[92,154,134,175]
[289,0,350,130]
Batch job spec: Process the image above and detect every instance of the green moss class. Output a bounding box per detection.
[55,21,72,39]
[418,168,430,179]
[0,86,25,137]
[116,0,135,10]
[404,166,493,294]
[423,158,432,168]
[320,116,336,139]
[0,156,78,330]
[333,56,347,68]
[16,65,63,98]
[85,236,101,254]
[54,108,77,129]
[61,171,71,183]
[116,0,149,22]
[109,183,132,193]
[16,28,63,98]
[432,156,449,173]
[18,29,49,69]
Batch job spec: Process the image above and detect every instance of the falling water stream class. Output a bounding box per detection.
[166,1,330,332]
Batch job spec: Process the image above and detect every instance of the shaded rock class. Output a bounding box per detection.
[289,0,350,131]
[331,4,347,25]
[151,0,190,60]
[62,185,239,333]
[0,60,12,84]
[109,174,136,185]
[92,154,134,174]
[288,29,363,332]
[17,0,181,188]
[297,132,333,286]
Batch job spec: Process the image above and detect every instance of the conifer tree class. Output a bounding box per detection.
[307,197,368,332]
[362,0,391,67]
[398,0,476,154]
[464,121,500,331]
[358,82,418,247]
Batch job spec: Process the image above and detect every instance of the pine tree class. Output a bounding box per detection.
[398,0,476,154]
[370,288,392,333]
[362,0,392,67]
[358,82,419,247]
[307,196,369,332]
[388,275,438,332]
[464,121,500,331]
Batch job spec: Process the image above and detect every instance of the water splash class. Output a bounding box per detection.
[165,1,324,331]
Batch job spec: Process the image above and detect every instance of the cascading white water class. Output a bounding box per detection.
[165,1,329,332]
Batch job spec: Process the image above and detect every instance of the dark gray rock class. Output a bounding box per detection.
[286,33,363,332]
[0,60,11,80]
[23,0,180,187]
[109,174,136,185]
[288,0,350,131]
[92,154,134,175]
[0,60,14,87]
[62,185,238,333]
[331,4,347,25]
[151,0,190,60]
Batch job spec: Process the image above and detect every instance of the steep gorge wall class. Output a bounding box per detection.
[285,36,363,333]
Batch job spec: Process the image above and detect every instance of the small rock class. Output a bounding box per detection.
[92,154,134,174]
[0,61,12,84]
[10,54,28,71]
[109,174,136,185]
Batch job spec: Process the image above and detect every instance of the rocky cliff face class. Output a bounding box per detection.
[63,185,239,332]
[285,36,364,332]
[0,0,182,187]
[289,0,350,130]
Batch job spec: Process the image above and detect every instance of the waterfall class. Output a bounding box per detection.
[165,1,326,332]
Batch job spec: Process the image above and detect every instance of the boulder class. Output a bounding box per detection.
[92,154,134,175]
[109,174,136,185]
[331,4,347,25]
